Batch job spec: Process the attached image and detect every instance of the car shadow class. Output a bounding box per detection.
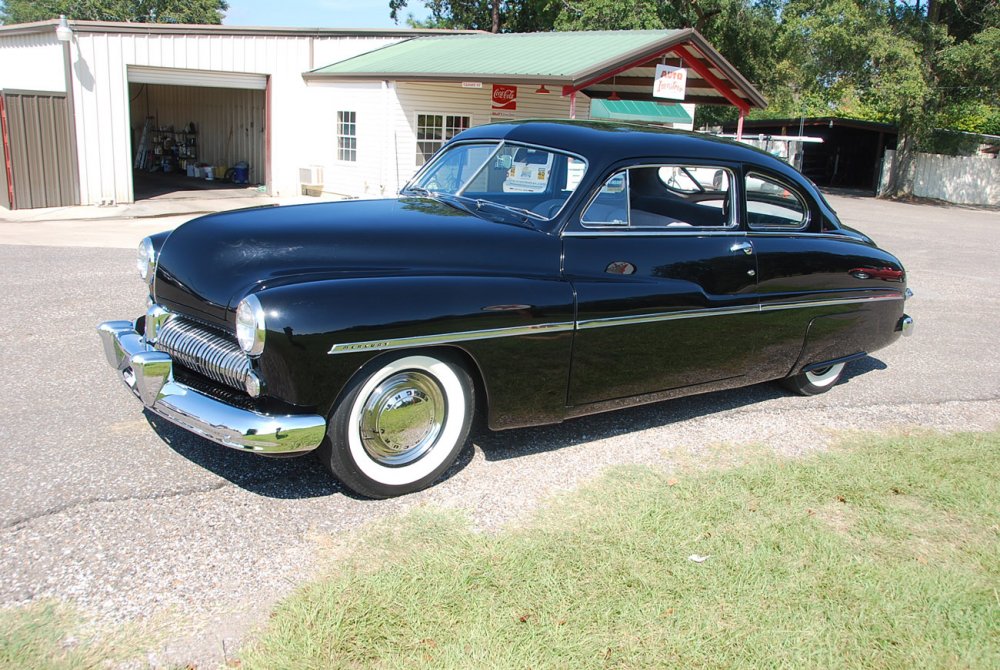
[475,355,887,462]
[145,355,886,499]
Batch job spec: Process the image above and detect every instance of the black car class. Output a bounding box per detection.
[98,120,913,498]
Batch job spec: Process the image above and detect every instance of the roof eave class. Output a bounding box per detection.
[0,19,482,38]
[303,71,573,86]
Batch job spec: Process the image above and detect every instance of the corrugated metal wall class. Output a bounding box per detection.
[0,32,66,93]
[1,91,79,209]
[129,83,265,182]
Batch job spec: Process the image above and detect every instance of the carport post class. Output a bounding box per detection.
[569,91,577,119]
[736,110,745,140]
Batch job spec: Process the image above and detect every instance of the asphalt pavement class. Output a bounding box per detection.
[0,194,997,666]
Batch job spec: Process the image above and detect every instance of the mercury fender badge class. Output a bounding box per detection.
[605,261,636,275]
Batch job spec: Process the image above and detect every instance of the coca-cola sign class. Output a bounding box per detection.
[492,84,517,110]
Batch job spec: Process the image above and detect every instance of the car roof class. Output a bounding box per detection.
[454,119,802,180]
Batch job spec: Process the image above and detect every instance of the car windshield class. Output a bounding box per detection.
[402,141,587,224]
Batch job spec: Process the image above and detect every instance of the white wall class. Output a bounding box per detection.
[302,80,401,198]
[391,81,590,191]
[0,32,65,93]
[879,149,1000,205]
[66,30,401,204]
[304,80,593,199]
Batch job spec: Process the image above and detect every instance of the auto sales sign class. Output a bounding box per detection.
[492,84,517,111]
[653,64,687,100]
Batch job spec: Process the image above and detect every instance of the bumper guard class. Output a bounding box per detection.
[97,320,326,454]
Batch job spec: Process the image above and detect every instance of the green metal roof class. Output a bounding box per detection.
[306,28,768,110]
[590,99,692,124]
[310,30,684,81]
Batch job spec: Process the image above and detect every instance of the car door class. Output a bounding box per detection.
[563,162,760,406]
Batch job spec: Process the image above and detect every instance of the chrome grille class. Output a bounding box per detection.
[154,317,250,392]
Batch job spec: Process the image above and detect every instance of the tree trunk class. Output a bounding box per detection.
[887,131,917,198]
[491,0,499,32]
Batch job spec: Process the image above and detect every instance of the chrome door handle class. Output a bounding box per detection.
[730,241,753,255]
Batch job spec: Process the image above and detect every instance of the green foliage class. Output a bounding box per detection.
[389,0,998,149]
[0,0,228,24]
[391,0,559,32]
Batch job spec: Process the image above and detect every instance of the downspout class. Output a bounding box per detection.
[60,20,81,205]
[569,91,576,119]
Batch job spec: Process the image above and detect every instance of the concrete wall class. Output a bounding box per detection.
[879,149,1000,205]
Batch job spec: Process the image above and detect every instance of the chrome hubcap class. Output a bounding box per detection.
[359,371,446,466]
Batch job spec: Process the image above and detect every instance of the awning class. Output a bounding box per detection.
[590,99,692,124]
[305,29,766,112]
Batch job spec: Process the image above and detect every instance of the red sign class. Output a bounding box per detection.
[492,84,517,111]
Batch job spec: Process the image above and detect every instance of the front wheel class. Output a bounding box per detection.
[781,362,846,396]
[320,353,474,499]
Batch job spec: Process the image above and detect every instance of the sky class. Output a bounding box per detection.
[223,0,431,29]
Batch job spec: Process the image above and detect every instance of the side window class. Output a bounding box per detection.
[581,171,629,226]
[337,111,357,162]
[745,172,809,230]
[581,165,734,229]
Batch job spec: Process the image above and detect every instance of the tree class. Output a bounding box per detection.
[390,0,560,33]
[0,0,229,24]
[389,0,997,197]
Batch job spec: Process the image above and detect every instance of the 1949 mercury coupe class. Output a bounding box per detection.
[98,120,913,498]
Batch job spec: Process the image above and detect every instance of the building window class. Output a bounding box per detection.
[337,111,357,162]
[416,114,471,165]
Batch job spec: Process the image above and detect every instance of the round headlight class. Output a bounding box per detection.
[137,237,155,281]
[236,294,266,357]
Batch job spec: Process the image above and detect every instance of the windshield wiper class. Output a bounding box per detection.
[474,199,547,223]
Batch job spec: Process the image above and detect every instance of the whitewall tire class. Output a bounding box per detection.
[781,362,846,396]
[320,353,474,498]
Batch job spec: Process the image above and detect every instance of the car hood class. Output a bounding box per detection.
[153,197,557,324]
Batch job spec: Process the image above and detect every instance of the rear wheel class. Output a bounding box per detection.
[781,362,846,396]
[320,353,474,499]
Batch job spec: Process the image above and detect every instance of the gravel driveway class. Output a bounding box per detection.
[0,194,997,665]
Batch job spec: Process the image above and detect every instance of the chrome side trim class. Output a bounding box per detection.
[328,321,575,355]
[97,320,325,454]
[759,294,902,312]
[326,294,903,354]
[563,230,745,238]
[577,294,903,331]
[577,304,758,330]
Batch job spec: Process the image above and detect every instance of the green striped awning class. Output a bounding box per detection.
[590,99,692,124]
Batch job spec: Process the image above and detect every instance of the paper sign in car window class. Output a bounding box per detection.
[564,157,586,191]
[503,151,554,193]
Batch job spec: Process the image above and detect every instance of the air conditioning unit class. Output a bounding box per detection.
[299,165,324,197]
[299,165,324,186]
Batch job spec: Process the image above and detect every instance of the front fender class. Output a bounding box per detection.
[253,275,575,428]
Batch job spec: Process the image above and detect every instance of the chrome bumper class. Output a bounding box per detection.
[97,320,326,454]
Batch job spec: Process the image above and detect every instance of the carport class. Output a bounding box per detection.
[306,29,767,137]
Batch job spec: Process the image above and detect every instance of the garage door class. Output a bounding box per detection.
[127,66,267,91]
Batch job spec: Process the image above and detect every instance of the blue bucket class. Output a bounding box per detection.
[232,163,250,184]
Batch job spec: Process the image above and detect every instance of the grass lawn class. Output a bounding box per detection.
[242,430,999,669]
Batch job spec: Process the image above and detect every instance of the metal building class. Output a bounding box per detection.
[0,20,765,210]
